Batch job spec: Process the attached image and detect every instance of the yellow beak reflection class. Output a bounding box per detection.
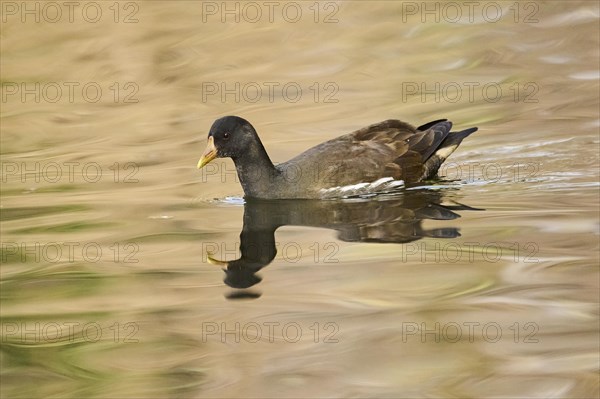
[207,252,228,267]
[197,136,217,169]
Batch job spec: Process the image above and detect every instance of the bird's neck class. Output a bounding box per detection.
[232,140,278,198]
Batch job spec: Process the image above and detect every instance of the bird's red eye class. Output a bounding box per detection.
[223,132,230,139]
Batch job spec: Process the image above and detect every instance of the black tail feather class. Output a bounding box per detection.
[417,119,448,131]
[421,125,478,180]
[450,127,478,140]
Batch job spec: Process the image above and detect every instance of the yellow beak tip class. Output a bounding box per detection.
[197,136,217,169]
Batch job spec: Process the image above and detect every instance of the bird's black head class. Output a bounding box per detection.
[197,116,257,168]
[209,116,256,158]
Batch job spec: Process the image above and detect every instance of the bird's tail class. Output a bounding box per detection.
[422,126,478,179]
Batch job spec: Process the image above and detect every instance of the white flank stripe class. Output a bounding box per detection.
[319,177,405,198]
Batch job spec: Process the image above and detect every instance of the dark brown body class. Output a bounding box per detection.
[198,117,477,199]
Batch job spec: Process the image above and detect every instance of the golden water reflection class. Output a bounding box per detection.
[1,1,599,398]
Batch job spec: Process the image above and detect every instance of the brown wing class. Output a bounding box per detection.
[281,119,453,188]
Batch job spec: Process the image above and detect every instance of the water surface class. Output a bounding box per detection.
[1,1,599,398]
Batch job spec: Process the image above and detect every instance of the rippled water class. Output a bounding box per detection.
[1,1,599,398]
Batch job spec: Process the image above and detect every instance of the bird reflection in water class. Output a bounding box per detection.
[203,189,480,300]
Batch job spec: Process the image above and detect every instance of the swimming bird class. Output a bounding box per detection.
[197,116,477,199]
